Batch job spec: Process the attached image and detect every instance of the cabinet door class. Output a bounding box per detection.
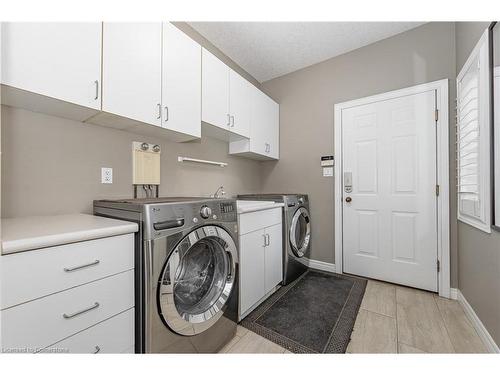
[250,89,279,159]
[229,70,251,138]
[239,229,266,315]
[162,23,201,138]
[266,98,280,159]
[1,22,102,109]
[264,223,283,294]
[102,23,162,126]
[249,88,270,155]
[202,48,230,129]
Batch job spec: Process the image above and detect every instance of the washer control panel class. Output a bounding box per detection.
[147,199,237,238]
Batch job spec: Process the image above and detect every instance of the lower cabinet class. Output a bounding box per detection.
[239,219,283,320]
[0,234,135,353]
[263,223,283,294]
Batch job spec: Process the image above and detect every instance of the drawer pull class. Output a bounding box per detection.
[94,345,101,354]
[63,302,100,319]
[63,260,100,272]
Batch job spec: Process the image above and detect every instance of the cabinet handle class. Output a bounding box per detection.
[94,80,99,100]
[231,115,235,127]
[93,346,101,354]
[227,114,231,127]
[263,234,267,247]
[164,106,169,122]
[64,259,100,272]
[157,104,162,119]
[266,234,270,246]
[63,302,100,319]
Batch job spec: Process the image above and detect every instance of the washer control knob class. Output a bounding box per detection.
[298,197,304,204]
[213,214,218,220]
[200,205,212,219]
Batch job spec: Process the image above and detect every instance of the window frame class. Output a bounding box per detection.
[457,28,492,233]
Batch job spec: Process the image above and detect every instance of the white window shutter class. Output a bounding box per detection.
[456,29,491,233]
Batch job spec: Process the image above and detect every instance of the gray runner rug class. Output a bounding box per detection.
[240,270,367,353]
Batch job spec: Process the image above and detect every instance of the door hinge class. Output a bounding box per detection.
[437,259,441,273]
[435,109,439,122]
[436,185,440,196]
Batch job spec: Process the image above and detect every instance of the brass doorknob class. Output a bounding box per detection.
[345,197,352,203]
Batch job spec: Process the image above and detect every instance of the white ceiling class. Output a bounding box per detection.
[189,22,426,82]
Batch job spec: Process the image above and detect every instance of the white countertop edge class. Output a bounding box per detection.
[1,213,139,255]
[236,202,285,215]
[2,224,138,255]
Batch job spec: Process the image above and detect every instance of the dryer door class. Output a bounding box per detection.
[289,207,311,257]
[158,225,237,336]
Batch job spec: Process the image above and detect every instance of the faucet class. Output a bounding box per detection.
[212,185,226,198]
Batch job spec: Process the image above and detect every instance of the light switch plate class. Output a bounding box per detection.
[101,167,113,184]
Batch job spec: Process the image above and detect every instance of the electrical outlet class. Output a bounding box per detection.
[101,167,113,184]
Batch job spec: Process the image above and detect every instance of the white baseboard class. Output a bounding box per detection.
[450,288,458,300]
[457,290,500,353]
[304,258,336,273]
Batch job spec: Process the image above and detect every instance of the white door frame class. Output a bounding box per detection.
[334,79,451,298]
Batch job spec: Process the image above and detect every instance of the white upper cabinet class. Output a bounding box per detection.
[201,48,252,139]
[229,86,280,160]
[162,23,201,138]
[229,70,251,138]
[202,48,230,130]
[260,90,280,159]
[1,22,102,110]
[102,23,162,127]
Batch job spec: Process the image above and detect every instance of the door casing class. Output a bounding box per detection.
[334,79,450,298]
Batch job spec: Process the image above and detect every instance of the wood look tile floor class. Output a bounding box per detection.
[220,280,487,354]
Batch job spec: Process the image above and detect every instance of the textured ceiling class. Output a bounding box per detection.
[189,22,426,82]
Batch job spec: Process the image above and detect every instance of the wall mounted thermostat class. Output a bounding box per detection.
[321,156,334,167]
[321,156,334,177]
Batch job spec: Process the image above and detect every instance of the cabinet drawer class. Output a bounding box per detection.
[238,208,282,235]
[43,308,134,354]
[1,234,134,309]
[1,270,134,351]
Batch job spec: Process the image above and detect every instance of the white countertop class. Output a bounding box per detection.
[1,213,139,255]
[236,200,285,214]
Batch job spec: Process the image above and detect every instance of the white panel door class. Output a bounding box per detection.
[264,223,283,294]
[239,229,265,315]
[162,23,201,138]
[102,23,162,126]
[1,22,102,109]
[229,70,251,137]
[342,90,438,291]
[201,48,230,129]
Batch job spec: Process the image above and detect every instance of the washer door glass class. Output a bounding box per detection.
[289,207,311,257]
[158,225,237,336]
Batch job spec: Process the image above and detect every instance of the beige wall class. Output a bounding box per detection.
[1,105,262,217]
[455,21,500,346]
[260,23,459,285]
[1,23,263,218]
